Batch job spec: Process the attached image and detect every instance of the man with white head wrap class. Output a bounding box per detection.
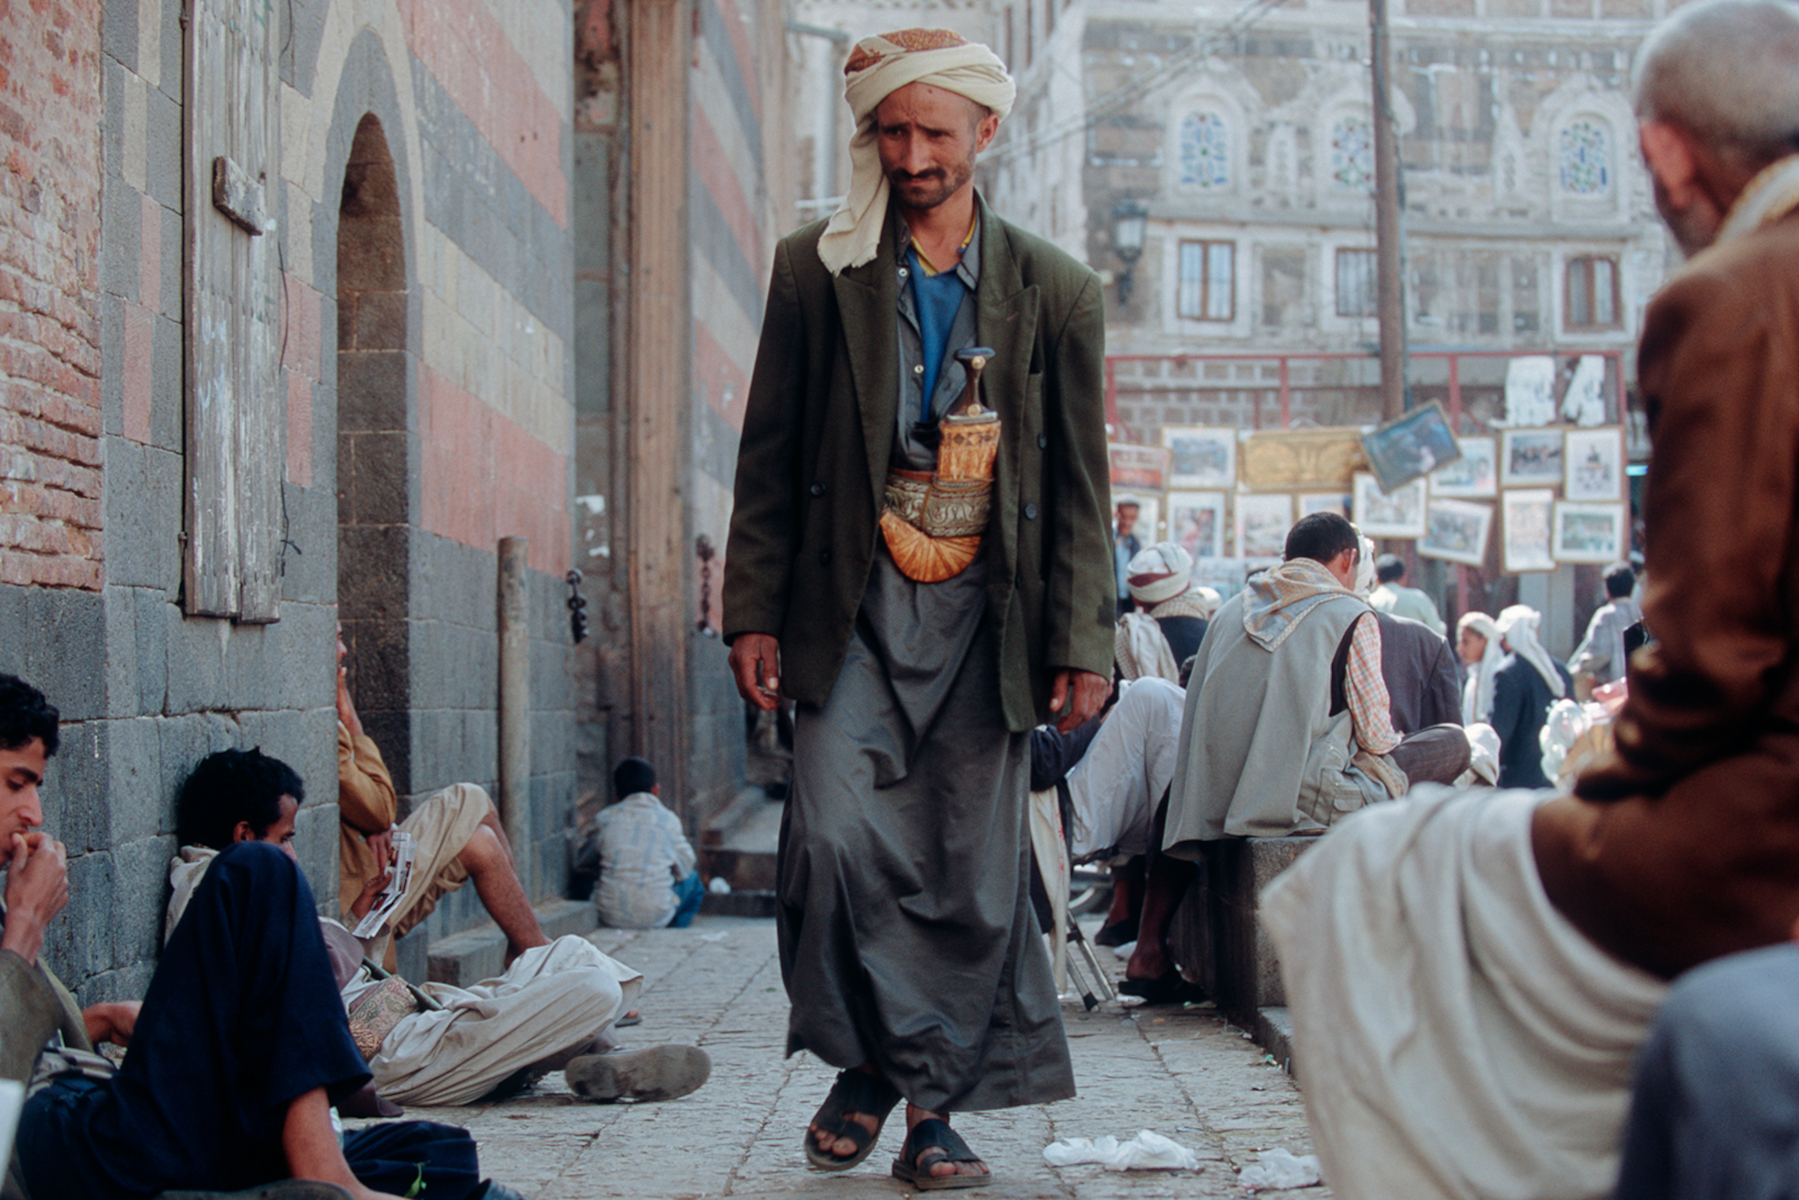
[724,27,1112,1190]
[1490,604,1573,788]
[1456,610,1504,724]
[1115,541,1216,680]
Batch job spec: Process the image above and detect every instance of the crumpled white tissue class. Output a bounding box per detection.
[1043,1130,1200,1171]
[1236,1148,1322,1190]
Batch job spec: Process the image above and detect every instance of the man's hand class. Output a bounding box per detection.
[1,833,67,965]
[729,634,783,712]
[1049,669,1111,733]
[364,828,395,872]
[348,868,393,922]
[335,627,365,740]
[81,1000,141,1047]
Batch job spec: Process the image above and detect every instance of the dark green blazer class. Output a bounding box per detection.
[722,195,1115,732]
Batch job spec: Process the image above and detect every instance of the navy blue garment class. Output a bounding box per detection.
[17,841,461,1200]
[904,244,967,421]
[1490,653,1574,788]
[1613,943,1799,1200]
[344,1120,480,1200]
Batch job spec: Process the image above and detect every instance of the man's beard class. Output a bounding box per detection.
[889,159,974,210]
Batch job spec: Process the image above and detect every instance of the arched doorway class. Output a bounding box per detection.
[335,113,414,794]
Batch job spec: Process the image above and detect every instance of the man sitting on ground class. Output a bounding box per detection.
[168,748,710,1108]
[1121,517,1469,998]
[0,674,515,1200]
[1114,542,1218,682]
[594,757,703,930]
[336,628,546,966]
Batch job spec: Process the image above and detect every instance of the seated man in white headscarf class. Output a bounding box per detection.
[722,25,1113,1192]
[1490,603,1573,788]
[1115,541,1219,682]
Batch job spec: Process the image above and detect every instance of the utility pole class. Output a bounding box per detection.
[1370,0,1408,420]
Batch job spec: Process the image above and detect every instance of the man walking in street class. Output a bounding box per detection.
[723,27,1113,1190]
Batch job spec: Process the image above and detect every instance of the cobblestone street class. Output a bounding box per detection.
[374,916,1330,1200]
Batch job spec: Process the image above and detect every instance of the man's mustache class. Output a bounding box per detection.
[889,169,947,182]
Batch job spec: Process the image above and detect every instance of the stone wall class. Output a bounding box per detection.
[0,0,581,1000]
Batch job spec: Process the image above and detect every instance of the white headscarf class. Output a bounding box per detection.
[818,29,1016,275]
[1127,541,1195,606]
[1495,604,1568,699]
[1458,611,1504,724]
[1352,532,1377,597]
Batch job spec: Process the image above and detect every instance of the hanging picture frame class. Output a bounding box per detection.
[1562,427,1626,502]
[1351,472,1426,538]
[1430,435,1498,498]
[1162,426,1237,489]
[1235,493,1293,559]
[1553,501,1627,564]
[1503,488,1557,573]
[1419,497,1493,566]
[1167,490,1228,560]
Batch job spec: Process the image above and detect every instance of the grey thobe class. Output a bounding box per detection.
[776,216,1075,1113]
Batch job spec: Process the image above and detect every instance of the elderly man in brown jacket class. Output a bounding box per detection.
[1257,4,1799,1198]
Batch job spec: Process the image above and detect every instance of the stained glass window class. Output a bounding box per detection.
[1330,116,1373,192]
[1180,112,1230,188]
[1559,120,1610,195]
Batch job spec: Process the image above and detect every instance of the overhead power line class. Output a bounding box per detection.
[983,0,1297,167]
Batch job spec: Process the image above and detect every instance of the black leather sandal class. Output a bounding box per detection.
[803,1068,903,1171]
[891,1117,992,1190]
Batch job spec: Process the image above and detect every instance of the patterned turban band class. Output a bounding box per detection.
[816,29,1016,275]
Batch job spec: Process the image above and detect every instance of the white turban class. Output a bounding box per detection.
[1127,541,1195,606]
[1495,604,1568,699]
[1458,611,1504,724]
[818,29,1016,275]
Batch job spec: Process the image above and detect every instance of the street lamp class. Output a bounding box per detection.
[1110,198,1148,305]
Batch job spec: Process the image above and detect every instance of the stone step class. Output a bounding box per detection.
[699,785,783,892]
[421,898,599,987]
[699,887,778,919]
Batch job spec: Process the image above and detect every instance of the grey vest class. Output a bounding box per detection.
[1164,589,1388,855]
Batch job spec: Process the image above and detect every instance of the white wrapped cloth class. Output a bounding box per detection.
[1261,786,1665,1199]
[818,30,1015,274]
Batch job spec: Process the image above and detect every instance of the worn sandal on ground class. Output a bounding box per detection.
[891,1118,992,1190]
[803,1068,903,1172]
[565,1044,710,1103]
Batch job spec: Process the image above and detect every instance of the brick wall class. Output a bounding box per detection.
[1,1,104,591]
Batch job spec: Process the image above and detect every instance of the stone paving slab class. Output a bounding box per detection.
[352,917,1330,1200]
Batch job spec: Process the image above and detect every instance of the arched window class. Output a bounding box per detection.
[1329,115,1373,192]
[1558,118,1611,195]
[1180,111,1230,189]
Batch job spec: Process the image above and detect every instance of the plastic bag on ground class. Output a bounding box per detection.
[1043,1129,1200,1171]
[1237,1147,1322,1190]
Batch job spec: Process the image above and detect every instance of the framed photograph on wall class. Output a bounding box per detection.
[1360,401,1462,493]
[1500,427,1565,487]
[1351,472,1426,538]
[1502,488,1557,573]
[1430,436,1498,498]
[1419,497,1493,566]
[1162,426,1237,489]
[1297,491,1353,519]
[1553,501,1627,564]
[1563,427,1626,502]
[1109,443,1171,494]
[1235,493,1293,559]
[1168,490,1227,559]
